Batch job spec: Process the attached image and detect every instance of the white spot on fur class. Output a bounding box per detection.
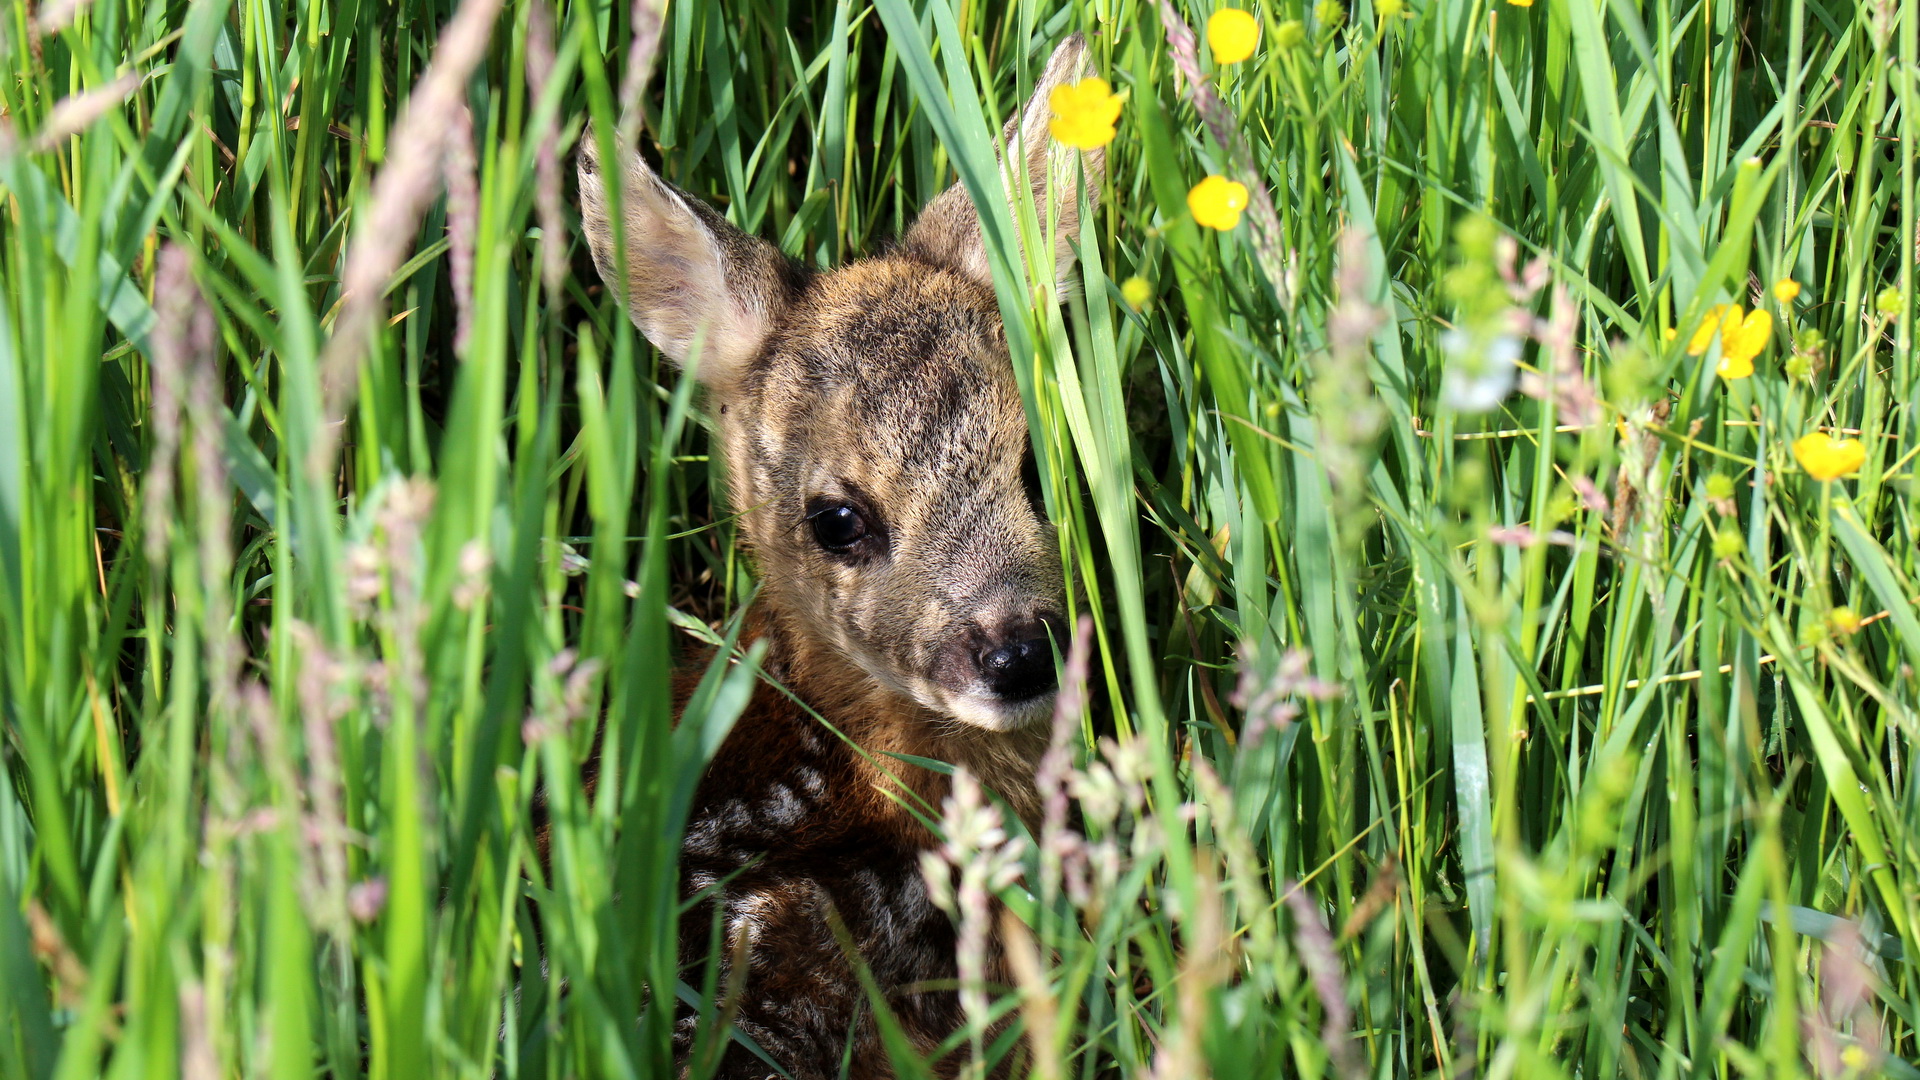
[727,889,779,946]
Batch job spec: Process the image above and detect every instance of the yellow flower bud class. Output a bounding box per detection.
[1121,276,1153,310]
[1773,278,1801,303]
[1828,607,1863,636]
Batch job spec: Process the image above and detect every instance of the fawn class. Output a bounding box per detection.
[578,35,1101,1080]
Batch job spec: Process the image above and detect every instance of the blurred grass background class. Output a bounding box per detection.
[2,0,1918,1076]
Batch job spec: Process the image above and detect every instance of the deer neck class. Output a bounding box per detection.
[747,602,1047,832]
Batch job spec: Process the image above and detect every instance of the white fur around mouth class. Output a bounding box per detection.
[936,687,1057,732]
[860,661,1058,732]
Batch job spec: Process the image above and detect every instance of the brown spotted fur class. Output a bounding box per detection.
[578,35,1102,1080]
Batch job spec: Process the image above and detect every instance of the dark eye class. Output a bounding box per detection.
[810,505,868,551]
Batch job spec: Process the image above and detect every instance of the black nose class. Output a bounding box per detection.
[976,615,1062,701]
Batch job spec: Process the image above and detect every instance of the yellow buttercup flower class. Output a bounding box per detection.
[1047,77,1124,150]
[1121,276,1153,310]
[1507,0,1534,7]
[1686,304,1740,355]
[1718,308,1771,378]
[1208,9,1261,63]
[1792,431,1867,481]
[1188,175,1250,230]
[1773,277,1801,303]
[1686,303,1770,379]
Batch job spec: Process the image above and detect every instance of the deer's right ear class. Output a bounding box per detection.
[578,131,792,388]
[904,34,1104,300]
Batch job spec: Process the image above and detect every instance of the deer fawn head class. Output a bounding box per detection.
[580,37,1101,733]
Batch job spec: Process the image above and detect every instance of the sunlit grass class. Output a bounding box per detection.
[1,0,1916,1076]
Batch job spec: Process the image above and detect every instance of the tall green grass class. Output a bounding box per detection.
[1,0,1916,1075]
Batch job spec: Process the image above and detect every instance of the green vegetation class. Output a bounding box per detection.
[2,0,1917,1075]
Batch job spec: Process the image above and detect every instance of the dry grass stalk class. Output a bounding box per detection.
[1150,861,1227,1080]
[33,70,141,151]
[1000,911,1062,1080]
[316,0,506,472]
[142,245,192,567]
[1152,1,1292,308]
[443,104,479,355]
[525,0,567,300]
[32,0,91,36]
[1283,884,1362,1079]
[177,982,217,1080]
[616,0,668,152]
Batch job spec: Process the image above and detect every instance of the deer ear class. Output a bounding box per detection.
[904,34,1106,298]
[578,131,793,388]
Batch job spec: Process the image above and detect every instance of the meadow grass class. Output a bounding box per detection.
[1,0,1918,1075]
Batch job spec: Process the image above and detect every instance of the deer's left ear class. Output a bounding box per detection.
[905,34,1106,299]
